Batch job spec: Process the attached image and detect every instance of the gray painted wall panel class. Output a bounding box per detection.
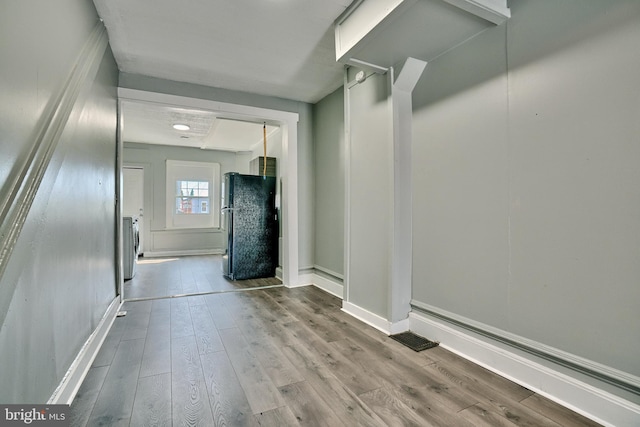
[297,102,316,270]
[0,0,96,208]
[347,72,392,317]
[313,88,345,277]
[0,0,118,403]
[506,0,640,376]
[412,24,510,329]
[411,0,640,377]
[0,0,97,214]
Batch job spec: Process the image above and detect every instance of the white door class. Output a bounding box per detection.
[123,167,144,254]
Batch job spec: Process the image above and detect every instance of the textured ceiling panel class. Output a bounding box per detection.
[121,100,278,152]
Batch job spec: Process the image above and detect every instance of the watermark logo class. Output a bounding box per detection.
[1,405,69,426]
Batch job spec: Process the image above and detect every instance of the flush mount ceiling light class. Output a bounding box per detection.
[172,123,190,131]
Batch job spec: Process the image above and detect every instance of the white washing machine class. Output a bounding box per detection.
[123,216,139,280]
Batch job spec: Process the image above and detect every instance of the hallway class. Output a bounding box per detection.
[69,284,600,426]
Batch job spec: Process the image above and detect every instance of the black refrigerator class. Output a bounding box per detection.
[221,173,278,280]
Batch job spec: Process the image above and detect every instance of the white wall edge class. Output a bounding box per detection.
[342,301,409,335]
[286,270,344,298]
[310,273,344,299]
[409,311,640,427]
[289,272,313,288]
[313,265,344,280]
[334,0,409,64]
[389,317,410,335]
[442,0,510,24]
[48,296,121,405]
[343,68,352,304]
[143,249,224,258]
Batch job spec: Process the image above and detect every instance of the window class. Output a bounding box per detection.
[166,160,220,229]
[175,180,209,214]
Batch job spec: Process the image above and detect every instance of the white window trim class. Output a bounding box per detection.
[165,160,220,229]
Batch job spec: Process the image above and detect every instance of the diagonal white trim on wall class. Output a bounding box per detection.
[0,21,109,330]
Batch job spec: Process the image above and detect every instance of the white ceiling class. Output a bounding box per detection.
[94,0,354,151]
[94,0,509,152]
[94,0,353,104]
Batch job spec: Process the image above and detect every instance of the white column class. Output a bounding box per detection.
[389,57,427,330]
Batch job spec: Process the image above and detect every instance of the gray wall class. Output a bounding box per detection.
[312,87,345,278]
[297,102,315,270]
[251,129,284,265]
[124,142,255,255]
[119,73,316,271]
[412,0,640,378]
[345,70,393,317]
[0,0,118,403]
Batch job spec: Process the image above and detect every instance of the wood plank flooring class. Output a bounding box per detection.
[72,259,602,426]
[124,255,281,300]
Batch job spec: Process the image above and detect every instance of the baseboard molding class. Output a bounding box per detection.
[143,249,224,258]
[312,264,344,280]
[310,273,344,299]
[289,271,313,288]
[48,296,121,405]
[409,310,640,427]
[289,269,345,299]
[389,317,410,335]
[342,301,409,335]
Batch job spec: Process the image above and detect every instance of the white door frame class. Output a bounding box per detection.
[117,88,300,289]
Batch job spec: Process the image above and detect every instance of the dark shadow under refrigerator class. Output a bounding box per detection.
[222,173,278,280]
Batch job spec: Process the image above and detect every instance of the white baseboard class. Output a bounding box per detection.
[48,296,122,405]
[310,273,344,299]
[280,267,345,297]
[389,317,410,335]
[409,311,640,427]
[288,270,344,299]
[312,265,344,280]
[289,271,313,288]
[342,301,409,335]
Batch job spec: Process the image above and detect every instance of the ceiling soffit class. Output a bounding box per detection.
[335,0,511,72]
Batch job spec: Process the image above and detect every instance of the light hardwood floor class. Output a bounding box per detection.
[123,255,281,300]
[71,258,601,426]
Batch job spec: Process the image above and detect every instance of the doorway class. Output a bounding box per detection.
[117,88,300,302]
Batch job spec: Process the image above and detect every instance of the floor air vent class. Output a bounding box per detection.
[390,332,439,352]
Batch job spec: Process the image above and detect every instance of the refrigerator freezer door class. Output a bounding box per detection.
[222,173,235,278]
[223,173,278,280]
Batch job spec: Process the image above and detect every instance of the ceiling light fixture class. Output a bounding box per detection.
[172,123,190,131]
